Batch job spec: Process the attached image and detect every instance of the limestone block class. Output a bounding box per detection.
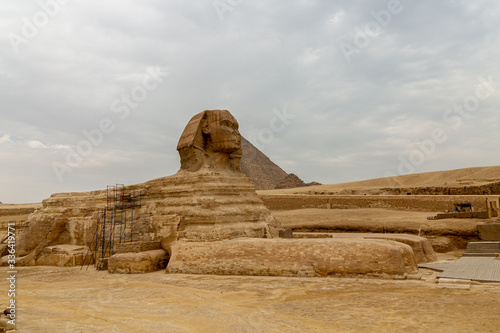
[115,241,161,254]
[16,215,62,256]
[0,318,16,331]
[279,228,294,238]
[426,236,456,253]
[35,244,90,267]
[477,222,500,241]
[147,215,181,252]
[108,249,169,274]
[166,238,417,278]
[363,234,437,263]
[96,258,108,270]
[368,240,418,273]
[13,218,69,266]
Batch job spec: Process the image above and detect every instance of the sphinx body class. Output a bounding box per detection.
[10,110,280,265]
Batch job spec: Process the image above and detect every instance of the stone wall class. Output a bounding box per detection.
[381,182,500,195]
[0,207,38,218]
[436,212,489,219]
[0,204,41,231]
[34,244,90,267]
[166,238,418,278]
[108,249,168,274]
[260,194,491,212]
[477,223,500,241]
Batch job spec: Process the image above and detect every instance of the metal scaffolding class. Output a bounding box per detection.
[87,184,142,268]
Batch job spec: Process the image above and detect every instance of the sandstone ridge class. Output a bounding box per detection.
[263,166,500,195]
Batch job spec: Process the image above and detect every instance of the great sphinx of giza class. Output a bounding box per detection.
[4,109,435,278]
[7,109,281,267]
[166,109,282,241]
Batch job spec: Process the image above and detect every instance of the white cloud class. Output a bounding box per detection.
[328,10,345,25]
[0,134,12,144]
[26,140,48,149]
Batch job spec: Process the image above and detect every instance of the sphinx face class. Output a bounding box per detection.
[204,110,241,153]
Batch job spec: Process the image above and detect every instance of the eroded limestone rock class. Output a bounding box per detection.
[108,249,168,274]
[166,238,417,278]
[363,234,437,263]
[35,244,90,267]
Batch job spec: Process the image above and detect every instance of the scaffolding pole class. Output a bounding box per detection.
[92,184,142,267]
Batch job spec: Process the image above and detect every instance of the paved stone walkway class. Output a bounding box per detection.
[419,241,500,282]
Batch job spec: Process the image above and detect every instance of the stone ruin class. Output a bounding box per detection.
[477,197,500,241]
[486,197,500,218]
[2,109,436,278]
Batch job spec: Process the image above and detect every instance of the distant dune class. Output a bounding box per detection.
[259,166,500,195]
[0,203,41,229]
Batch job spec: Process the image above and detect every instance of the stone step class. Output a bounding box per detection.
[464,242,500,257]
[463,253,497,257]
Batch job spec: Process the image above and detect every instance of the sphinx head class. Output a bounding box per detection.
[177,110,242,172]
[202,110,241,153]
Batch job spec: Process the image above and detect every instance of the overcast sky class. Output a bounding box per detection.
[1,0,499,203]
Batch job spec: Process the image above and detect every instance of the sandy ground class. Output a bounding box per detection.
[0,265,499,333]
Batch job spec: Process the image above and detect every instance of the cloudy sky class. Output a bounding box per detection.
[1,0,499,203]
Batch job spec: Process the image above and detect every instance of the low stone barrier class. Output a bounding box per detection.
[166,238,418,278]
[108,249,169,274]
[436,212,488,219]
[362,234,436,263]
[260,194,489,212]
[35,244,90,267]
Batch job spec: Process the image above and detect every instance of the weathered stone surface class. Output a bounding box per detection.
[96,258,108,271]
[35,244,90,267]
[143,169,281,241]
[426,236,456,253]
[292,233,436,264]
[240,136,288,190]
[275,173,306,189]
[166,238,417,278]
[177,110,242,173]
[477,222,500,241]
[279,228,293,238]
[108,249,168,274]
[0,317,16,331]
[363,234,437,263]
[115,241,161,254]
[14,217,69,266]
[260,194,491,213]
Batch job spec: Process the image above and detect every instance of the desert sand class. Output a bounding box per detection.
[259,166,500,194]
[0,203,41,224]
[1,265,500,333]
